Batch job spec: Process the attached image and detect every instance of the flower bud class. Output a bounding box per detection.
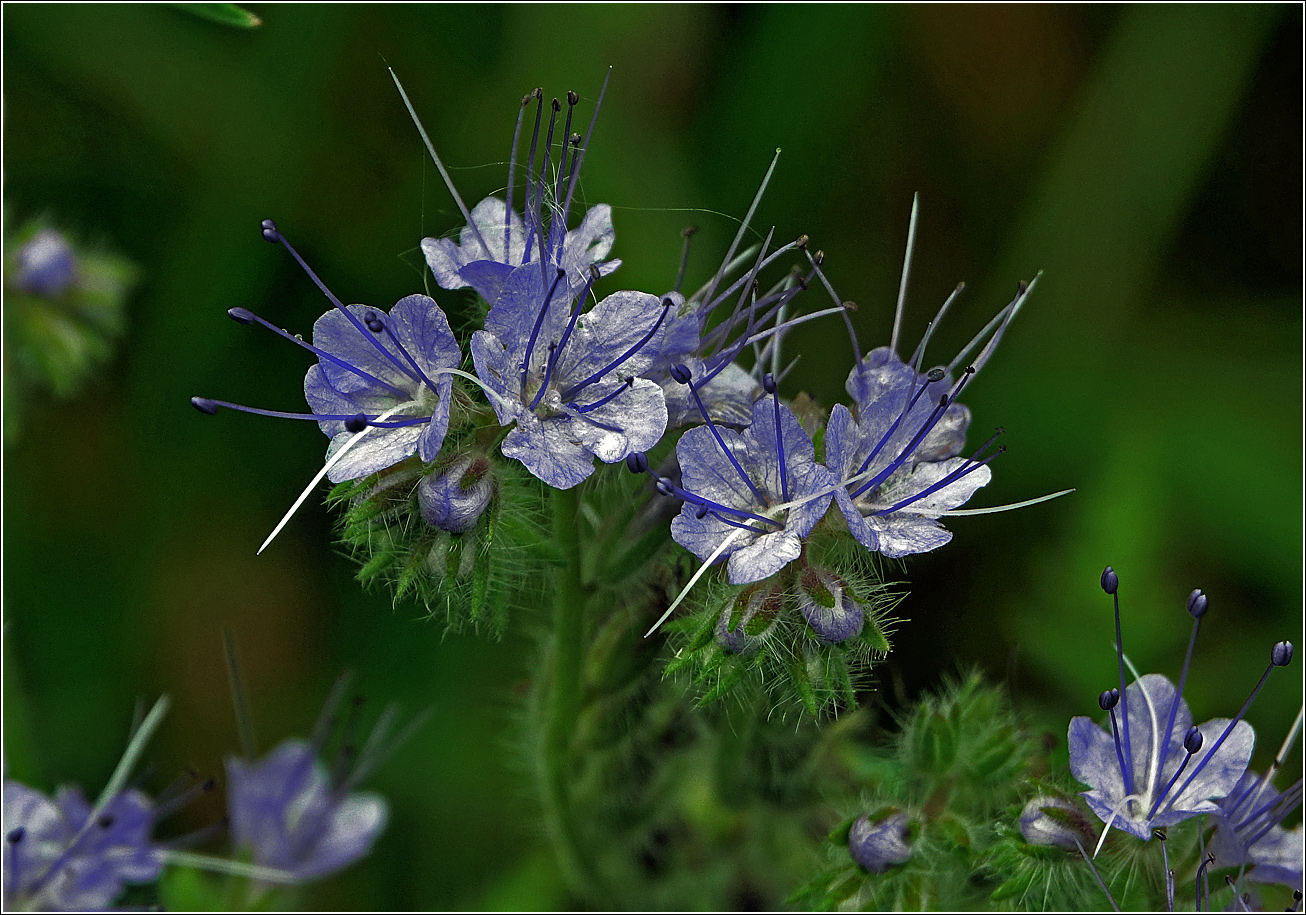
[418,455,494,533]
[716,585,783,654]
[1019,796,1096,851]
[797,567,863,643]
[848,809,916,873]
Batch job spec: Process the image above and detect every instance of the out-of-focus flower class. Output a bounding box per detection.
[3,781,163,911]
[225,739,388,883]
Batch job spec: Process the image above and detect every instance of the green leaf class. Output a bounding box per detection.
[171,3,263,28]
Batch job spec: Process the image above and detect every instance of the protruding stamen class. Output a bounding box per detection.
[1195,853,1215,911]
[188,397,415,433]
[532,97,562,274]
[850,369,976,500]
[637,461,779,529]
[1159,587,1208,802]
[522,89,545,264]
[1100,687,1131,802]
[1164,641,1294,814]
[362,309,441,393]
[1148,727,1204,819]
[908,282,965,373]
[1071,835,1121,912]
[561,67,611,222]
[1155,830,1174,913]
[671,363,767,505]
[532,265,600,409]
[1103,567,1136,797]
[553,92,579,223]
[570,377,633,414]
[698,149,781,312]
[505,93,531,257]
[259,221,414,381]
[805,247,863,372]
[762,376,790,503]
[223,305,410,399]
[562,298,673,397]
[675,225,698,295]
[521,268,568,396]
[626,452,649,474]
[7,828,25,844]
[871,430,1004,516]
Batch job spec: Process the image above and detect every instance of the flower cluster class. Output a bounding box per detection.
[192,76,1046,698]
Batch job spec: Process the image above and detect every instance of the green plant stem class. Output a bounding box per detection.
[541,486,600,898]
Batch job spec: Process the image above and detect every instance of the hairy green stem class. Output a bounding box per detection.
[541,486,600,897]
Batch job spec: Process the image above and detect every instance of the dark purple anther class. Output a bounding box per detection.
[344,413,368,434]
[670,363,693,385]
[191,397,218,415]
[762,373,778,395]
[260,218,281,242]
[1099,688,1119,711]
[1183,727,1204,755]
[655,479,674,497]
[363,312,385,334]
[1186,589,1209,618]
[926,367,946,383]
[7,828,24,844]
[1101,566,1119,595]
[1272,641,1293,667]
[626,452,649,474]
[227,307,256,325]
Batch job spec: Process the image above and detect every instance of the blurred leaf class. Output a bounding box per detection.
[171,3,262,29]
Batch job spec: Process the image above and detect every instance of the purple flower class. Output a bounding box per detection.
[2,780,163,911]
[824,349,996,559]
[194,222,462,485]
[1068,570,1294,843]
[226,739,388,883]
[418,454,495,533]
[10,229,77,298]
[421,87,620,307]
[848,809,916,873]
[1070,673,1254,841]
[1210,768,1304,890]
[301,295,461,483]
[667,383,833,585]
[470,269,669,488]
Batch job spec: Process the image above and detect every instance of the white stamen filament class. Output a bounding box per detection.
[889,192,920,355]
[644,527,747,638]
[258,404,410,555]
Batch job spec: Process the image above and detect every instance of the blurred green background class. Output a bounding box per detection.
[4,4,1301,909]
